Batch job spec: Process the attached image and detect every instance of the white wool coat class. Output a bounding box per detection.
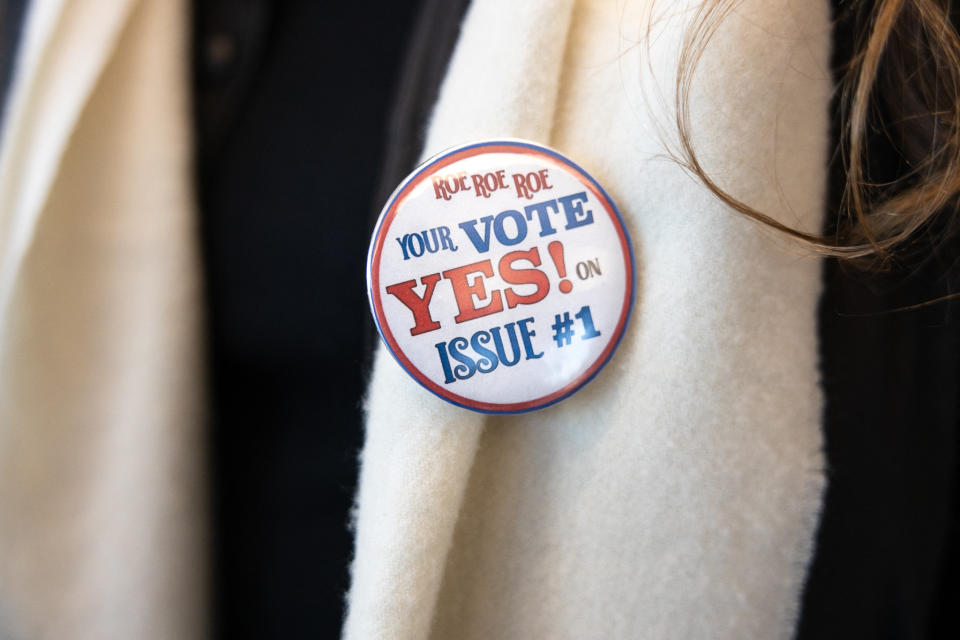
[345,1,831,639]
[0,0,831,638]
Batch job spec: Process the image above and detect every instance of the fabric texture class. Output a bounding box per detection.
[192,0,424,635]
[0,0,205,637]
[345,1,832,638]
[797,5,960,634]
[0,0,29,129]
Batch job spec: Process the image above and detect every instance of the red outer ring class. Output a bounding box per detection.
[369,143,633,413]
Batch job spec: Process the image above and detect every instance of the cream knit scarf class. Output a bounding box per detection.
[346,1,830,639]
[0,0,204,637]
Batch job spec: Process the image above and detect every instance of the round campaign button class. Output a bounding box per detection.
[367,139,634,413]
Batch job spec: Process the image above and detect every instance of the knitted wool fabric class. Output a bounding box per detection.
[0,0,205,637]
[345,1,830,639]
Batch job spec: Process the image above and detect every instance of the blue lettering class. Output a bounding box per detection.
[518,317,543,359]
[448,336,477,381]
[470,331,499,374]
[523,200,558,236]
[407,232,425,257]
[493,210,527,246]
[491,324,522,366]
[557,191,594,230]
[435,317,541,384]
[435,341,455,383]
[396,234,411,260]
[458,215,494,253]
[438,225,458,252]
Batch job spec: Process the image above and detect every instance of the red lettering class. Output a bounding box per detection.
[499,247,549,308]
[512,173,532,199]
[432,175,451,201]
[445,175,461,195]
[385,273,443,335]
[526,171,542,193]
[442,260,503,323]
[457,171,470,192]
[538,168,552,190]
[472,173,491,198]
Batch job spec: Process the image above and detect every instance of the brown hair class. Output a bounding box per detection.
[671,0,960,269]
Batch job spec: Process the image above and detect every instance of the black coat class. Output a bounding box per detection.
[190,1,960,637]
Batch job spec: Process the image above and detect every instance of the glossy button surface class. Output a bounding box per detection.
[367,139,634,413]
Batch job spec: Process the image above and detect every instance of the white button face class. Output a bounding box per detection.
[367,140,634,413]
